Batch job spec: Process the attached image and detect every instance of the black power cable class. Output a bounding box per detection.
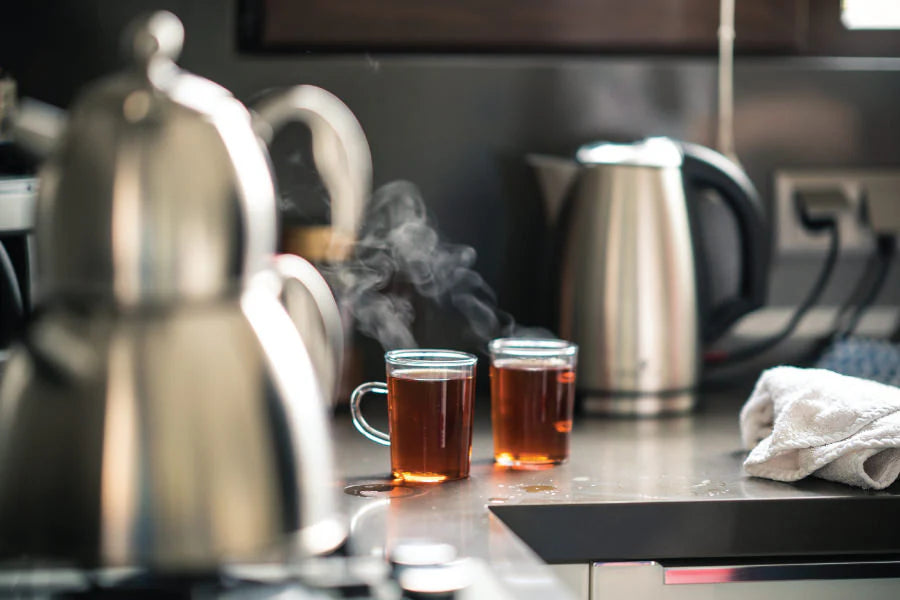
[836,235,896,339]
[705,195,842,366]
[812,232,898,386]
[831,240,887,337]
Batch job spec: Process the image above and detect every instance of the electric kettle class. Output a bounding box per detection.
[0,12,370,569]
[530,137,767,416]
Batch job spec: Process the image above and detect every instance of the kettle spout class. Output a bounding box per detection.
[527,154,580,226]
[252,86,372,262]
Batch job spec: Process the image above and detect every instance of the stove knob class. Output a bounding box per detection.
[397,558,474,600]
[387,540,457,574]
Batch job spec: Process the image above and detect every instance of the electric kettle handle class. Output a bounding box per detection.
[680,142,768,343]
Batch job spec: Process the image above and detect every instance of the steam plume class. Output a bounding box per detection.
[324,181,551,350]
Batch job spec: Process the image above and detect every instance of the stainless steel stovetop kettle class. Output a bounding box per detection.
[0,12,370,569]
[531,137,767,416]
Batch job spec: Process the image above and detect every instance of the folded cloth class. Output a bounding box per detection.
[740,366,900,490]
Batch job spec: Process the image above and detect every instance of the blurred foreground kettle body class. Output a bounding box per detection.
[530,138,767,416]
[0,12,371,568]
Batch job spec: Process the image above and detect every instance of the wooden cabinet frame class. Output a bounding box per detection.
[238,0,900,55]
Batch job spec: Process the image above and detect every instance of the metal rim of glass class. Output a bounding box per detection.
[385,349,478,368]
[488,338,577,358]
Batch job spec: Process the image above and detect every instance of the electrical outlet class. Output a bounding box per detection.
[774,169,900,255]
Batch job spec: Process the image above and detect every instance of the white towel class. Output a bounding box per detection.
[740,366,900,490]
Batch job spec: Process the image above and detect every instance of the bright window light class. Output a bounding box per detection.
[842,0,900,30]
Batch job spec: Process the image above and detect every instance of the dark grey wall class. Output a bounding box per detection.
[2,0,898,342]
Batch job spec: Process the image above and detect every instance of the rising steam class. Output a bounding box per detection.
[324,181,550,350]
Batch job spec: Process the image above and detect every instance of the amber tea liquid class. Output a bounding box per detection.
[490,358,575,467]
[387,369,475,483]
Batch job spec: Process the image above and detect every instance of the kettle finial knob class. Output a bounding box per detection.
[126,11,184,71]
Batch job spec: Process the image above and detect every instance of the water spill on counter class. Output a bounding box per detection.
[343,482,425,499]
[522,484,557,493]
[483,482,560,504]
[690,479,730,497]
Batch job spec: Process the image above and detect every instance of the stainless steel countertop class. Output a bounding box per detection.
[334,384,898,595]
[335,403,578,600]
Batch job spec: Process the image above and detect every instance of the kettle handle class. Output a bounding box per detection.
[680,142,768,343]
[252,86,371,261]
[254,254,344,405]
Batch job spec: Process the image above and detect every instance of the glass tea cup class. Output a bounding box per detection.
[489,338,578,468]
[350,349,477,483]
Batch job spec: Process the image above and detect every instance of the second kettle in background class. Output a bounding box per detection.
[530,137,768,416]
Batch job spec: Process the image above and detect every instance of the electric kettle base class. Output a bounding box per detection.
[581,392,695,417]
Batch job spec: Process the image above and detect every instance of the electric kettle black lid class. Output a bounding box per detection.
[576,137,769,344]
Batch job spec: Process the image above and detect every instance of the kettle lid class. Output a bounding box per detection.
[576,136,683,168]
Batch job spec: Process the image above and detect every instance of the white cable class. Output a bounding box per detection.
[717,0,737,163]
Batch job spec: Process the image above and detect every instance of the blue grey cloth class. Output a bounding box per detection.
[815,337,900,387]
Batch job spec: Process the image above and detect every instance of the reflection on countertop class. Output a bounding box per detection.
[334,383,900,595]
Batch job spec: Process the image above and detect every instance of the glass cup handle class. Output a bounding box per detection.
[350,382,390,446]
